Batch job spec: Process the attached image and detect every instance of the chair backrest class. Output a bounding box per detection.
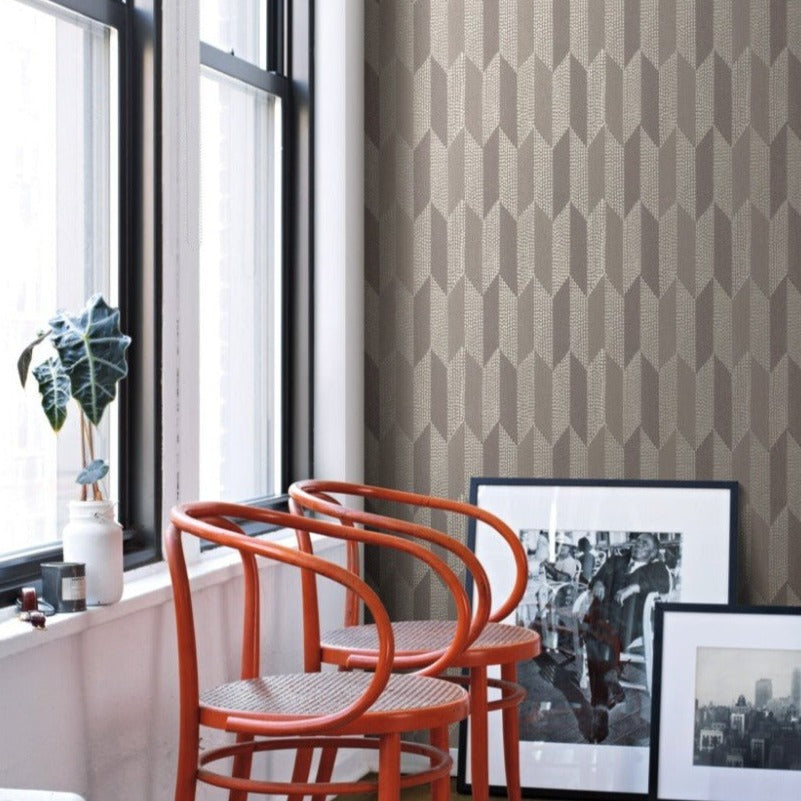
[288,480,529,655]
[167,502,473,720]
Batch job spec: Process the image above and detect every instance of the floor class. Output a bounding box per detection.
[340,777,472,801]
[341,776,595,801]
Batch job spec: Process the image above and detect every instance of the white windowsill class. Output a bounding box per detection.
[0,529,341,661]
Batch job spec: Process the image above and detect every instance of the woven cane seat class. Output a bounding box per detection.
[322,619,539,668]
[200,670,468,733]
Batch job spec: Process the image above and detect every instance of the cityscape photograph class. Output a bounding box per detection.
[694,647,801,771]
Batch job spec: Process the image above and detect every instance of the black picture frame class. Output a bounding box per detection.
[459,478,738,799]
[650,603,801,801]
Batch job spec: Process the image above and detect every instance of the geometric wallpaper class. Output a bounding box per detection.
[364,0,801,615]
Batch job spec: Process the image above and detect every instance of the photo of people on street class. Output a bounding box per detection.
[516,528,682,746]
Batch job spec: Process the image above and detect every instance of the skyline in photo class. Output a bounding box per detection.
[696,647,801,706]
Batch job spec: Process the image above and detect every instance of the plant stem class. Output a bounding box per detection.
[79,411,104,501]
[85,420,101,500]
[79,412,88,502]
[79,411,87,468]
[86,417,96,462]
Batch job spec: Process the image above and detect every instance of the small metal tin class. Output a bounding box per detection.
[41,561,87,613]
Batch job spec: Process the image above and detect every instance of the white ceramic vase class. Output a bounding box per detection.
[62,499,124,605]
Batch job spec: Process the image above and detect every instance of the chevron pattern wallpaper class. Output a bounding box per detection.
[364,0,801,615]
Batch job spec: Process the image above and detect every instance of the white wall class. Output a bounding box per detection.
[313,0,364,482]
[160,0,200,537]
[0,538,351,800]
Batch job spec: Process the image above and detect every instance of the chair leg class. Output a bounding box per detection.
[430,725,451,801]
[228,734,255,801]
[310,745,338,801]
[173,714,199,801]
[469,666,490,801]
[501,661,523,801]
[287,746,314,801]
[377,733,402,801]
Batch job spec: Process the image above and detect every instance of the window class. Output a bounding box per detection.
[0,0,136,604]
[0,0,313,605]
[0,0,119,551]
[198,1,288,502]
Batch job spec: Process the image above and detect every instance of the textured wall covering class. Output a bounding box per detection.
[364,0,801,614]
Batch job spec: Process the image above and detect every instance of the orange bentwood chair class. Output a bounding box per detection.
[288,480,542,801]
[166,501,471,801]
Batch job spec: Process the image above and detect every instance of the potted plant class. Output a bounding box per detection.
[18,294,131,605]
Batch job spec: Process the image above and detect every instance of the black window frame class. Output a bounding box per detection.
[0,0,314,602]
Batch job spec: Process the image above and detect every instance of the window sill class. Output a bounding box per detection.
[0,528,342,661]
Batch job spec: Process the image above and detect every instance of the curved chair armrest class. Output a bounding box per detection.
[289,483,492,656]
[170,502,472,678]
[169,503,400,736]
[290,479,527,623]
[289,490,363,628]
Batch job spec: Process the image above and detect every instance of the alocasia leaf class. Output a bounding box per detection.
[76,458,109,485]
[48,294,131,426]
[17,330,49,387]
[32,357,70,432]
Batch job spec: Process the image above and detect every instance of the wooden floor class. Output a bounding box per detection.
[340,777,472,801]
[340,776,582,800]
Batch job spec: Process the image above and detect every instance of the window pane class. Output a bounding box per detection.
[200,0,267,69]
[199,67,282,501]
[0,0,118,555]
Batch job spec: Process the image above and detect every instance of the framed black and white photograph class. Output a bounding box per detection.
[651,604,801,801]
[459,478,738,799]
